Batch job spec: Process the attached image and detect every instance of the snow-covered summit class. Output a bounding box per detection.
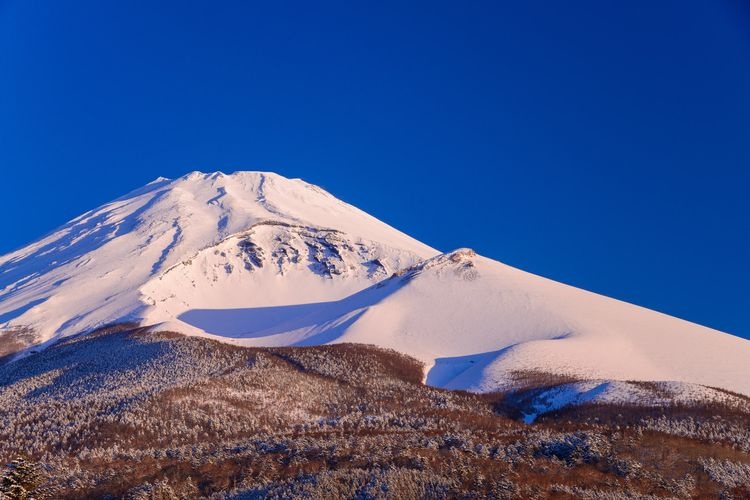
[0,171,435,343]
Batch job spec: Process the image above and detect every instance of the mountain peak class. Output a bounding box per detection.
[0,171,436,344]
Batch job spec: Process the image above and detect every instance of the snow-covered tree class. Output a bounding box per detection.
[0,457,43,500]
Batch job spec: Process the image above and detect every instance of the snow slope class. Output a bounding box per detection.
[1,171,749,399]
[208,248,750,396]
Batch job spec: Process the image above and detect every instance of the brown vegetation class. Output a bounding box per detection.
[0,327,37,365]
[0,326,748,498]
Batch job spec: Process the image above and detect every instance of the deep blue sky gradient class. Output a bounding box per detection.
[1,1,749,337]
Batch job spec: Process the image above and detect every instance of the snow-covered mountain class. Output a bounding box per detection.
[0,171,434,343]
[2,171,749,398]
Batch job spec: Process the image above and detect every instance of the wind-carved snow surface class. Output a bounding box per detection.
[2,170,750,402]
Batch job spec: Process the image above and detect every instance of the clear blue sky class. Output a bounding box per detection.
[1,1,748,338]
